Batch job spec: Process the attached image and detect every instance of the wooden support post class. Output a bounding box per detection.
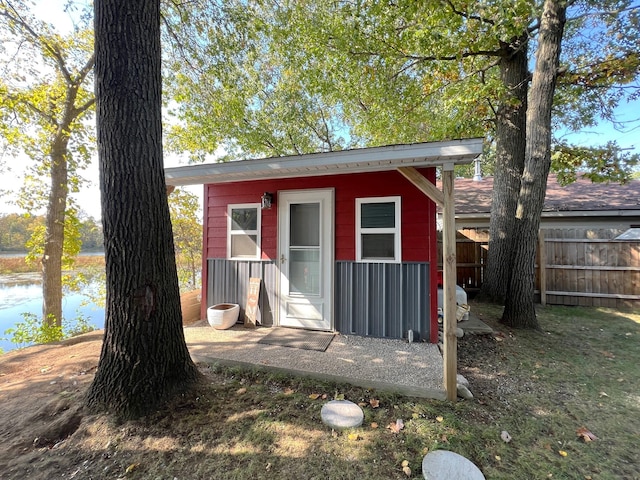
[442,167,457,400]
[539,229,547,306]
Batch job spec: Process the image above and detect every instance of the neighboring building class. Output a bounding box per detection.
[165,139,483,343]
[444,174,640,230]
[437,174,640,308]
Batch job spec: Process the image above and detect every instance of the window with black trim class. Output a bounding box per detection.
[227,203,260,259]
[356,196,401,263]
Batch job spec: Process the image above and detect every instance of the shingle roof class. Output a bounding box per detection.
[449,174,640,214]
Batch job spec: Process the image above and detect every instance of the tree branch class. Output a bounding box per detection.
[1,1,73,83]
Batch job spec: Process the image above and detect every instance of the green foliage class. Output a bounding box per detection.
[552,140,640,185]
[3,311,96,349]
[0,212,102,253]
[162,0,638,183]
[168,188,202,292]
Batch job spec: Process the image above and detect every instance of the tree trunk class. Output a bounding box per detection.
[478,38,528,303]
[86,0,200,418]
[502,0,567,329]
[41,139,68,328]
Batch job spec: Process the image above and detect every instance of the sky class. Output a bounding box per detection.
[0,0,638,221]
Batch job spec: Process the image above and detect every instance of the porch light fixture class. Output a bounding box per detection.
[261,192,273,210]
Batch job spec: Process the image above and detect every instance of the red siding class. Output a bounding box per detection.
[205,168,437,263]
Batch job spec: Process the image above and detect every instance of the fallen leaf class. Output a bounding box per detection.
[576,427,598,442]
[387,418,404,433]
[599,391,609,397]
[347,433,360,441]
[436,415,444,423]
[321,394,328,399]
[283,388,295,395]
[370,422,379,429]
[125,463,140,473]
[600,351,615,359]
[401,460,409,467]
[358,402,367,407]
[495,455,501,461]
[309,393,321,400]
[440,434,449,443]
[402,465,412,477]
[235,387,247,395]
[335,393,345,400]
[558,450,568,457]
[369,398,380,408]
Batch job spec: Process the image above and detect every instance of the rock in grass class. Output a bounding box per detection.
[457,385,474,400]
[456,374,469,387]
[422,450,485,480]
[321,400,364,429]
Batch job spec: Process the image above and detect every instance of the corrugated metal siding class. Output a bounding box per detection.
[207,259,277,326]
[335,261,430,341]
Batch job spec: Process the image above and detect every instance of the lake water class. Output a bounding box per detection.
[0,274,105,353]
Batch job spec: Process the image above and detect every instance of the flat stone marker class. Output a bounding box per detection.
[321,400,364,429]
[422,450,485,480]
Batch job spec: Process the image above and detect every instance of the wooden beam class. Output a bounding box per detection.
[397,167,444,207]
[442,168,457,401]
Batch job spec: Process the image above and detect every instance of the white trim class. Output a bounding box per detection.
[227,203,261,260]
[356,196,402,263]
[165,139,483,186]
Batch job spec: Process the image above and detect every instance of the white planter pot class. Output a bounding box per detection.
[207,303,240,330]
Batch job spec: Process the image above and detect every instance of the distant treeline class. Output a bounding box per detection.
[0,213,103,252]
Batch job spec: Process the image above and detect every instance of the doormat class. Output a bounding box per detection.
[257,328,335,352]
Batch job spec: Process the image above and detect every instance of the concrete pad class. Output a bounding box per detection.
[422,450,485,480]
[457,314,493,334]
[321,400,364,429]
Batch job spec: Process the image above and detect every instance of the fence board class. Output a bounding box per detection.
[440,227,640,309]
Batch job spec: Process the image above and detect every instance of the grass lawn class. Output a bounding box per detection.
[1,302,638,479]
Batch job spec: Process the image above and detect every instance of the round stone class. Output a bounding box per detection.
[422,450,485,480]
[320,400,364,429]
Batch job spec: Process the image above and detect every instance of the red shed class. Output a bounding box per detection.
[165,139,482,349]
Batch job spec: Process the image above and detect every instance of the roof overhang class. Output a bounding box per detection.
[165,138,483,186]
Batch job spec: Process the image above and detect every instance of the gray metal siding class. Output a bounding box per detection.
[207,259,431,339]
[335,261,430,341]
[207,259,277,326]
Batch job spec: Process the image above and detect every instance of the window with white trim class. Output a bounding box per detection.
[227,203,261,259]
[356,196,401,263]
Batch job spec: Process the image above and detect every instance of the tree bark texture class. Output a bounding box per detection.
[479,38,529,303]
[41,138,68,327]
[86,0,200,418]
[502,0,567,329]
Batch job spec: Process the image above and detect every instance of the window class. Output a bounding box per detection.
[227,204,261,259]
[356,196,401,263]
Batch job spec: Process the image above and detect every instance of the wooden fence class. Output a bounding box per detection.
[438,227,640,309]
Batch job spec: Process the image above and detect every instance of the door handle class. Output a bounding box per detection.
[280,254,286,264]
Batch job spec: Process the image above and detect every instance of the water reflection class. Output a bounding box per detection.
[0,273,105,353]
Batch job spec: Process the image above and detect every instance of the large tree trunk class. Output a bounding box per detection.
[86,0,200,418]
[41,139,68,328]
[478,38,528,303]
[502,0,567,328]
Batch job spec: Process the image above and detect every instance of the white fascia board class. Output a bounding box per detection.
[165,138,483,186]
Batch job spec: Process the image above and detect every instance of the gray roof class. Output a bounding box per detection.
[449,174,640,215]
[165,138,483,186]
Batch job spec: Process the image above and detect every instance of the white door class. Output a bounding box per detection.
[278,189,334,330]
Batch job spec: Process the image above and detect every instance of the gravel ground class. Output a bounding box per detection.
[184,323,445,399]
